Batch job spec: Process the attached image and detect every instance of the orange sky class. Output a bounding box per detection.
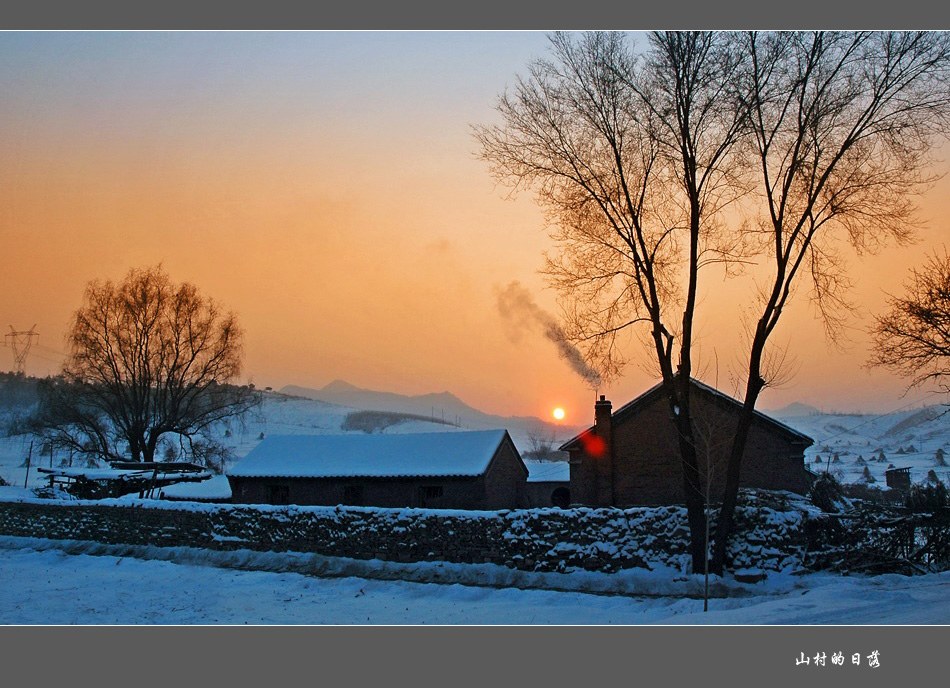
[2,32,948,422]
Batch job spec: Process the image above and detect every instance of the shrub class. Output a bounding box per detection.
[810,472,847,513]
[905,482,948,512]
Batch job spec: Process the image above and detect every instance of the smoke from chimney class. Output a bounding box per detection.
[496,281,602,389]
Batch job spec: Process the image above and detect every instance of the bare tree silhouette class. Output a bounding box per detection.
[478,31,758,571]
[870,249,950,393]
[33,266,260,466]
[479,31,950,576]
[713,32,950,574]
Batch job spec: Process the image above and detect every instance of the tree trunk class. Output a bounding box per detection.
[142,431,162,463]
[710,376,764,575]
[663,375,707,572]
[679,428,708,572]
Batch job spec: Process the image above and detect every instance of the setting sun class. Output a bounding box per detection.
[552,407,566,421]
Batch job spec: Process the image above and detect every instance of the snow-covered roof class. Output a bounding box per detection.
[161,474,233,501]
[524,459,570,483]
[228,430,514,479]
[36,466,213,482]
[561,377,813,452]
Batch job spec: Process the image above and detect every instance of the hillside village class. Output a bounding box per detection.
[3,373,949,507]
[2,372,949,587]
[5,372,949,506]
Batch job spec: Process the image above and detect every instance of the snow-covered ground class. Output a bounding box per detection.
[780,405,950,487]
[2,389,950,626]
[0,392,551,494]
[3,389,947,495]
[1,537,948,624]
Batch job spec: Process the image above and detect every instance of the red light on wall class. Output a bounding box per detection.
[580,433,606,458]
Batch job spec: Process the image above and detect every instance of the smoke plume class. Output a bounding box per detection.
[496,281,602,389]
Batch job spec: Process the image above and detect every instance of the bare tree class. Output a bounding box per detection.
[711,32,950,574]
[869,249,950,392]
[34,266,260,465]
[525,422,564,461]
[480,30,950,577]
[687,382,739,611]
[476,31,748,571]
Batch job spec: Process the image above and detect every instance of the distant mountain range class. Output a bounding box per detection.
[281,380,840,441]
[280,380,579,439]
[768,402,823,418]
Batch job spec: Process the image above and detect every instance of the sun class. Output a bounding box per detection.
[552,407,566,421]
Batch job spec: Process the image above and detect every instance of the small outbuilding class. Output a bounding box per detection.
[885,466,912,492]
[227,429,528,510]
[561,377,815,507]
[523,460,571,508]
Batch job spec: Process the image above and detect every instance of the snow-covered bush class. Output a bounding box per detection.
[905,482,948,511]
[809,472,848,513]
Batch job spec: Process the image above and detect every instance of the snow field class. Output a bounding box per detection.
[1,537,949,624]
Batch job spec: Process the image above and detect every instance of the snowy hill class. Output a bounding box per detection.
[283,380,493,423]
[773,405,950,487]
[2,379,948,495]
[282,380,572,441]
[0,389,562,492]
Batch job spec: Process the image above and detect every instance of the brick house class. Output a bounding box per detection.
[227,429,528,510]
[560,378,814,506]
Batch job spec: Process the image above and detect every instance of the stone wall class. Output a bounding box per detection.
[0,492,813,575]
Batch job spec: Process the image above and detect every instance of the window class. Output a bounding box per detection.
[342,484,364,506]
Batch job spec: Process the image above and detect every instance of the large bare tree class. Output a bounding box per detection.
[476,31,749,570]
[479,30,950,576]
[34,265,259,465]
[870,249,950,392]
[711,31,950,573]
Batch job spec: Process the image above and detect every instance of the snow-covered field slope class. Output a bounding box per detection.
[0,538,947,624]
[773,405,950,487]
[2,388,948,493]
[2,392,950,626]
[0,392,530,492]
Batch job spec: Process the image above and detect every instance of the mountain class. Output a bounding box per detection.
[882,407,945,438]
[769,402,822,418]
[280,381,579,441]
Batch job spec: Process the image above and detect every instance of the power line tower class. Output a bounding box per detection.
[5,325,38,375]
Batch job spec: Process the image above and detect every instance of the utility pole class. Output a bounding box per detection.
[5,325,39,375]
[23,441,33,489]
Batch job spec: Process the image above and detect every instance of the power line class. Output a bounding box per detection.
[4,325,38,375]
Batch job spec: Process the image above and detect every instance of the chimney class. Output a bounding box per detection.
[595,395,612,431]
[594,395,615,506]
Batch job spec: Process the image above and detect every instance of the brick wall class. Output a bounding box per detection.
[483,437,528,509]
[0,493,811,574]
[571,387,812,506]
[228,475,489,510]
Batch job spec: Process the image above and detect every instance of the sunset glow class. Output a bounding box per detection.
[1,32,948,418]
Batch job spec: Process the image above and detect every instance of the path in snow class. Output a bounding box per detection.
[1,543,949,624]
